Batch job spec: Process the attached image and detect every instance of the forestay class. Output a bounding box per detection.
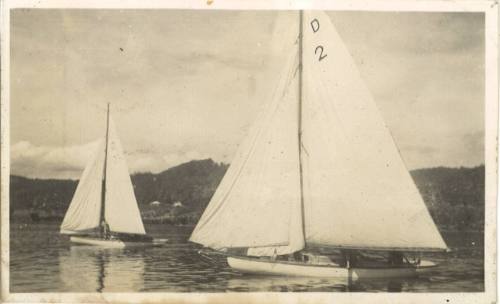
[104,118,146,235]
[60,140,105,234]
[300,11,446,251]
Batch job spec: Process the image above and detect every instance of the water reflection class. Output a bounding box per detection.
[386,280,403,292]
[58,246,145,292]
[223,273,414,292]
[11,223,485,292]
[224,275,349,292]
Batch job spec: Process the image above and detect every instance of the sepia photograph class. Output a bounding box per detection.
[1,0,497,303]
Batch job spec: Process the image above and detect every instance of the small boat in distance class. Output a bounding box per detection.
[60,104,167,248]
[190,11,448,279]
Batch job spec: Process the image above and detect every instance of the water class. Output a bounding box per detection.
[10,223,484,292]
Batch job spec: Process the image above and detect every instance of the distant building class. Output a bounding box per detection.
[173,201,183,207]
[149,201,161,206]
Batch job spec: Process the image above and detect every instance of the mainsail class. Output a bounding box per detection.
[190,11,447,254]
[300,11,446,251]
[104,118,146,235]
[60,110,146,235]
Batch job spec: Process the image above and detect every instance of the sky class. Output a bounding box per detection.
[10,10,484,179]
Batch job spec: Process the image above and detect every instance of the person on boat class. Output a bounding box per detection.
[388,251,404,265]
[340,250,358,268]
[101,221,110,240]
[293,251,302,262]
[280,252,304,263]
[270,249,278,261]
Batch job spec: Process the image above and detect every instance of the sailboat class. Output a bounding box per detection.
[60,104,166,248]
[189,11,448,279]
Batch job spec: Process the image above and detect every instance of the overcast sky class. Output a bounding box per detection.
[10,10,484,179]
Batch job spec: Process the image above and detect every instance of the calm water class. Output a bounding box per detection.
[10,223,484,292]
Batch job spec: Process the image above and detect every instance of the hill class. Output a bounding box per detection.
[9,160,484,231]
[10,159,228,225]
[411,166,484,232]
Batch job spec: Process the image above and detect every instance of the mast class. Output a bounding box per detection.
[100,103,110,235]
[297,10,306,245]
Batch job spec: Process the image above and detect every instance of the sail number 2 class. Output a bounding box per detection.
[310,18,327,62]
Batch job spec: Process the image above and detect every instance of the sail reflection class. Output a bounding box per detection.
[223,273,412,292]
[58,246,145,292]
[225,275,349,292]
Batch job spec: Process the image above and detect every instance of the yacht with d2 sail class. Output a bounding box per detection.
[189,11,448,279]
[60,104,167,248]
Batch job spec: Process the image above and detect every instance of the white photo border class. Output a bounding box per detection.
[1,1,497,303]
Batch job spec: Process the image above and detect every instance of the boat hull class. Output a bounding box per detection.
[227,256,435,279]
[70,236,167,248]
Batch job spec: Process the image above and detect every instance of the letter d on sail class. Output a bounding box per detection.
[310,19,320,33]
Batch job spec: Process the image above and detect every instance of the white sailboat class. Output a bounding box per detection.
[60,104,166,248]
[190,11,448,279]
